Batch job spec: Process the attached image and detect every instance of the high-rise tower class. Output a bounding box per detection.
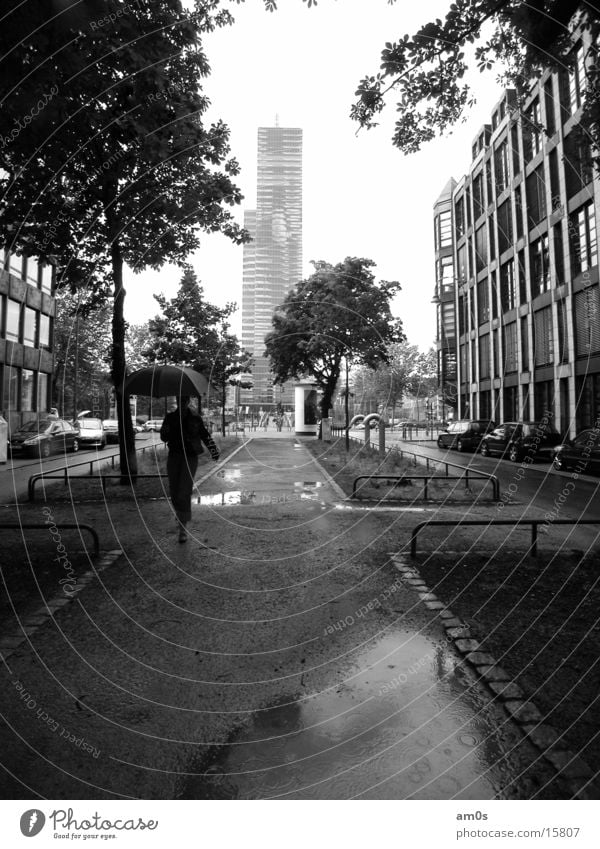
[242,126,303,407]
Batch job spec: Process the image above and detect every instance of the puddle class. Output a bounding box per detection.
[192,491,257,506]
[216,468,242,482]
[177,633,531,800]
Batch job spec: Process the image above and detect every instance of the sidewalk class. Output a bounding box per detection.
[0,437,572,799]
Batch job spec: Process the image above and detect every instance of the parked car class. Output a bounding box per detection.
[8,417,80,458]
[75,417,106,449]
[553,429,600,474]
[143,419,163,432]
[102,419,120,444]
[437,419,495,452]
[479,421,562,462]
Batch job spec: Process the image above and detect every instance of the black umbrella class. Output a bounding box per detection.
[125,365,209,398]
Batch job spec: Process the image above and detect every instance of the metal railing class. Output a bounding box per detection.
[410,519,600,558]
[0,523,100,555]
[352,472,499,501]
[27,440,166,502]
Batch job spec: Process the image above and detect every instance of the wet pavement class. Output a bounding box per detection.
[0,435,570,799]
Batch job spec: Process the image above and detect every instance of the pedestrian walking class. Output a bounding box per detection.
[160,396,219,543]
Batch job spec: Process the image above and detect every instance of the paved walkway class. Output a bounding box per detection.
[0,437,577,799]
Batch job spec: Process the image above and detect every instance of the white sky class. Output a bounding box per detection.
[124,0,503,351]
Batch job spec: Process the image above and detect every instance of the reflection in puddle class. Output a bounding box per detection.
[178,634,527,800]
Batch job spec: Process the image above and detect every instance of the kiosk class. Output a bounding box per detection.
[294,382,319,436]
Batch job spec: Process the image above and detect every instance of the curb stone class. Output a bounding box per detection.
[389,551,598,798]
[0,548,123,663]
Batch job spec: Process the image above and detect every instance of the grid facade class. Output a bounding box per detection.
[0,249,55,431]
[241,126,303,407]
[434,36,600,438]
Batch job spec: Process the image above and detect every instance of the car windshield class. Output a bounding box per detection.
[79,419,102,429]
[17,419,53,433]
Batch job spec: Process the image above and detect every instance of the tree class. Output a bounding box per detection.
[144,267,233,373]
[0,1,247,481]
[53,291,112,420]
[350,1,600,158]
[264,257,404,419]
[207,326,253,435]
[145,267,251,430]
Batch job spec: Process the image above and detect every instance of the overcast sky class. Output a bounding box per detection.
[124,0,503,351]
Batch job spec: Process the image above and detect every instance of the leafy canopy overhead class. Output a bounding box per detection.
[264,257,404,417]
[349,0,600,154]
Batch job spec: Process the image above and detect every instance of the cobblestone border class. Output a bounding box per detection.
[389,552,597,800]
[0,549,123,662]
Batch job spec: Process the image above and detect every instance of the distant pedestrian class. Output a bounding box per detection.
[160,396,219,543]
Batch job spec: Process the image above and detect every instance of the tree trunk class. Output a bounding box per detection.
[221,379,226,436]
[110,240,137,484]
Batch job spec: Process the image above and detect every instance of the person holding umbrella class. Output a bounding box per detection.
[160,396,219,543]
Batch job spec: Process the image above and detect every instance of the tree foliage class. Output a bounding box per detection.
[264,257,404,418]
[352,342,437,416]
[145,267,251,428]
[350,0,600,156]
[0,0,247,478]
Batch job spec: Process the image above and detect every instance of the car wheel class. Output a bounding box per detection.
[457,438,465,452]
[72,439,79,453]
[508,445,521,463]
[480,443,489,457]
[100,439,106,450]
[437,436,444,448]
[553,455,566,472]
[40,442,51,459]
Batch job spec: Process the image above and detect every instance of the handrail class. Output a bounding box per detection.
[410,519,600,558]
[28,472,169,502]
[352,473,499,501]
[0,523,100,555]
[27,440,166,501]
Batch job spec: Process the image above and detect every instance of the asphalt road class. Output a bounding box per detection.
[0,432,161,505]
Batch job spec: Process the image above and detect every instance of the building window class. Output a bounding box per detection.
[503,385,518,420]
[557,299,569,363]
[570,201,597,275]
[39,314,51,349]
[553,222,565,284]
[7,252,23,279]
[523,98,543,161]
[564,133,594,197]
[530,234,551,295]
[455,196,465,238]
[23,307,36,347]
[2,365,19,411]
[503,322,518,372]
[489,213,496,262]
[456,244,467,283]
[441,301,455,338]
[494,139,510,194]
[25,257,39,287]
[500,259,516,312]
[469,289,476,332]
[479,334,490,378]
[37,372,49,412]
[521,316,529,370]
[473,173,485,219]
[466,187,472,229]
[491,270,499,320]
[574,286,600,356]
[544,78,556,136]
[6,299,20,342]
[534,307,554,365]
[477,278,489,324]
[497,200,513,254]
[438,210,452,247]
[549,148,561,208]
[475,224,488,272]
[486,163,493,207]
[526,166,547,228]
[21,369,34,411]
[517,250,528,304]
[511,124,521,176]
[515,185,524,240]
[40,263,53,294]
[568,42,587,114]
[493,328,500,377]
